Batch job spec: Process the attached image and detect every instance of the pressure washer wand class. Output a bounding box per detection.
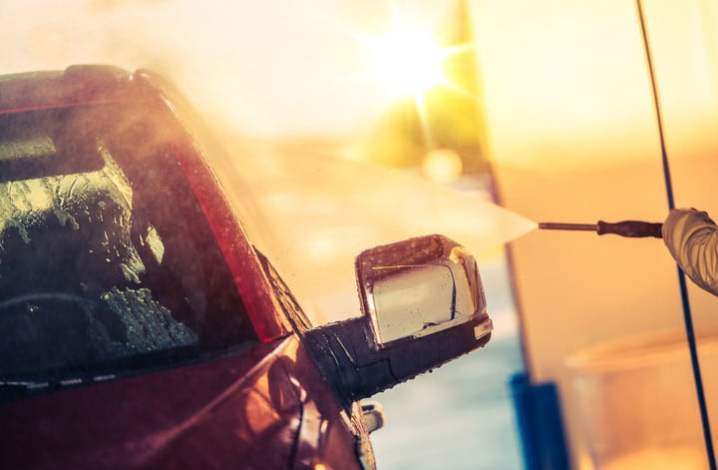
[538,220,663,238]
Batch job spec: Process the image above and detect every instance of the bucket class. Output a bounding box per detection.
[564,330,718,470]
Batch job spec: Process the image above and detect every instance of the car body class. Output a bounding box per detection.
[0,65,491,469]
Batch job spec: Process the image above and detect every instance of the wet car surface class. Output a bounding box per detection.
[0,66,373,470]
[0,65,491,470]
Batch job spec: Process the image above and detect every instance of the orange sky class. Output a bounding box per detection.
[2,0,456,136]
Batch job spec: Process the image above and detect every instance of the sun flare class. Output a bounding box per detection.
[366,21,447,98]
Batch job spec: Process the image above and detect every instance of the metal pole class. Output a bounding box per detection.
[635,2,717,468]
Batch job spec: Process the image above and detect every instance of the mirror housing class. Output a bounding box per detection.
[304,235,492,404]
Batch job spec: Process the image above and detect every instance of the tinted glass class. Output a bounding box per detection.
[0,103,256,381]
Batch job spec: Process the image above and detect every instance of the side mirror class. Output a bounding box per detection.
[305,235,492,404]
[356,234,488,347]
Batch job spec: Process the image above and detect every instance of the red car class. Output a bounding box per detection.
[0,65,493,469]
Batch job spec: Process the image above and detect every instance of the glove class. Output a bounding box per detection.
[663,208,718,296]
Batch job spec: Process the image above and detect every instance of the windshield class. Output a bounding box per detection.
[0,102,256,383]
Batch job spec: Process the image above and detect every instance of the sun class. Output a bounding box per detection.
[366,21,447,98]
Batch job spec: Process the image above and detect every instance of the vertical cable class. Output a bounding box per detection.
[635,2,717,468]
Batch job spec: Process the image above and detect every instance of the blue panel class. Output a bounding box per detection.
[509,373,570,470]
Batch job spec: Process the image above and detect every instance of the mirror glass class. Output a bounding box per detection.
[356,235,484,347]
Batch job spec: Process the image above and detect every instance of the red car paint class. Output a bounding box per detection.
[2,336,367,470]
[0,66,372,470]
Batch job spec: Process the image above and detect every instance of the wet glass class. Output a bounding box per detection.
[0,103,255,383]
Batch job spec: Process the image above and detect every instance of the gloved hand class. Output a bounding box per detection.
[663,208,718,296]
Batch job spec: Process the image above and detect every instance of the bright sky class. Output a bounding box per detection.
[1,0,454,137]
[5,0,718,158]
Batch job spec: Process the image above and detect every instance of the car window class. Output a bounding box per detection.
[0,103,256,382]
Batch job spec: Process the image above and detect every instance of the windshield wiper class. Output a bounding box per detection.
[0,343,202,402]
[0,380,50,402]
[69,343,202,385]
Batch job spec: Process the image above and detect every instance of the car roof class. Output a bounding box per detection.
[0,65,146,116]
